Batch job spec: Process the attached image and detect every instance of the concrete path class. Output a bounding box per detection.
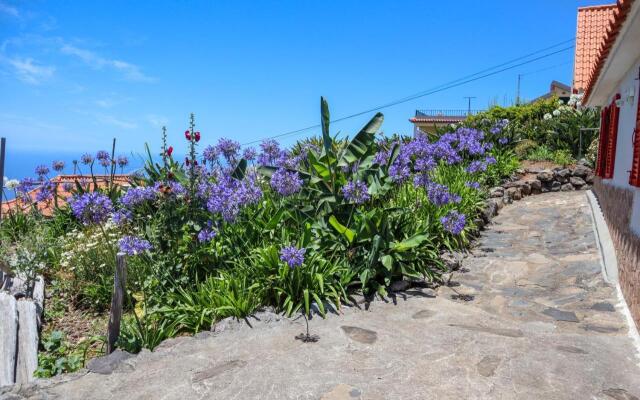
[3,192,640,400]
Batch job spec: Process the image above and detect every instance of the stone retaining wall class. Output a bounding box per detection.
[592,178,640,328]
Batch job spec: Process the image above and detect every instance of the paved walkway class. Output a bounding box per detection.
[3,192,640,400]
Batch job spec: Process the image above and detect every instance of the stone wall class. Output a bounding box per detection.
[592,178,640,328]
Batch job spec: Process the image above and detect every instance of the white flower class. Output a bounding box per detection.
[4,179,19,189]
[552,109,561,117]
[543,113,553,120]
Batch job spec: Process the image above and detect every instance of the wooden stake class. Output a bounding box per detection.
[107,253,127,354]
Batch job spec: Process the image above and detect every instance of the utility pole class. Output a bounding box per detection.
[516,74,522,105]
[463,96,476,115]
[0,137,6,221]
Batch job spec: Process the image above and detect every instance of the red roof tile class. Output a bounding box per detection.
[574,4,617,92]
[582,0,636,101]
[1,175,132,218]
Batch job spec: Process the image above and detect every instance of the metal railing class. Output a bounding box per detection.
[415,109,484,117]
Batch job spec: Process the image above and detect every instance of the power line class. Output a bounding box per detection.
[241,41,575,146]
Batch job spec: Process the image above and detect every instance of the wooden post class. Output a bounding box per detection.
[0,137,6,221]
[107,253,127,354]
[0,292,17,386]
[15,300,38,383]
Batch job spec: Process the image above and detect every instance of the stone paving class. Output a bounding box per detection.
[2,191,640,399]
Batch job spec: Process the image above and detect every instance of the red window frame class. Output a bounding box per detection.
[596,106,611,177]
[604,94,621,179]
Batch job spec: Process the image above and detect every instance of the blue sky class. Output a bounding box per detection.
[0,0,607,157]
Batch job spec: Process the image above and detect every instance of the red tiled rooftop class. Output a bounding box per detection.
[573,3,617,92]
[1,175,132,217]
[583,0,636,101]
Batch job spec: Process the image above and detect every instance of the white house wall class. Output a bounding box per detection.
[603,57,640,234]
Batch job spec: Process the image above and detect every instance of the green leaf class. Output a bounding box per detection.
[303,289,310,316]
[391,234,429,252]
[328,215,355,243]
[339,112,384,166]
[320,96,332,156]
[380,254,394,271]
[231,159,247,180]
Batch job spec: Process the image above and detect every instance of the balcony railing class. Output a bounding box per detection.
[415,109,484,117]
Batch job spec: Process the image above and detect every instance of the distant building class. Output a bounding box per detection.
[531,81,572,103]
[408,109,483,135]
[578,0,640,326]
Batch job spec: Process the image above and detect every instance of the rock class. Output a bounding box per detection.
[505,187,522,201]
[519,182,531,196]
[341,326,377,344]
[211,317,247,334]
[389,280,411,292]
[87,350,134,375]
[515,168,525,175]
[525,167,542,174]
[572,165,591,178]
[489,187,504,198]
[537,170,553,182]
[569,177,586,187]
[502,195,513,205]
[555,168,571,179]
[550,181,561,192]
[482,200,499,223]
[585,173,595,184]
[542,307,579,322]
[560,183,575,191]
[527,179,542,193]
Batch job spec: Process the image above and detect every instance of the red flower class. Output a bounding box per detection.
[193,159,198,166]
[185,157,190,166]
[194,131,201,142]
[166,146,174,156]
[185,130,191,141]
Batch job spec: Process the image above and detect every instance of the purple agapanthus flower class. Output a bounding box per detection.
[35,165,50,177]
[96,150,110,161]
[203,145,219,163]
[257,139,281,165]
[270,168,303,196]
[112,209,132,225]
[81,153,94,165]
[16,177,37,195]
[341,180,370,204]
[197,221,217,243]
[498,137,509,145]
[389,162,411,183]
[206,173,263,222]
[35,181,55,202]
[70,192,113,225]
[242,147,257,161]
[52,161,65,172]
[62,182,74,192]
[373,150,390,166]
[279,245,306,268]
[117,155,129,169]
[466,160,487,173]
[118,235,153,256]
[120,186,157,208]
[485,156,497,165]
[465,181,481,189]
[440,210,466,235]
[216,138,241,163]
[425,182,460,206]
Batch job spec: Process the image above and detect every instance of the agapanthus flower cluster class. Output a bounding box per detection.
[112,209,132,226]
[35,165,50,177]
[203,145,220,164]
[16,177,37,196]
[204,173,262,222]
[70,192,113,225]
[197,221,217,243]
[35,181,55,202]
[270,168,303,196]
[440,210,466,235]
[373,149,390,165]
[279,245,305,268]
[117,156,129,169]
[52,161,65,172]
[466,160,487,173]
[341,180,370,204]
[216,138,241,164]
[489,119,509,135]
[96,150,111,168]
[118,235,153,256]
[242,147,257,161]
[257,139,281,166]
[424,181,461,206]
[120,186,157,208]
[81,153,94,165]
[465,181,480,190]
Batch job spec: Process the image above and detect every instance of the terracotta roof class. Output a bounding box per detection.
[574,4,617,92]
[582,0,636,101]
[1,175,132,217]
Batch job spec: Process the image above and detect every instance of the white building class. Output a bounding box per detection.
[579,0,640,326]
